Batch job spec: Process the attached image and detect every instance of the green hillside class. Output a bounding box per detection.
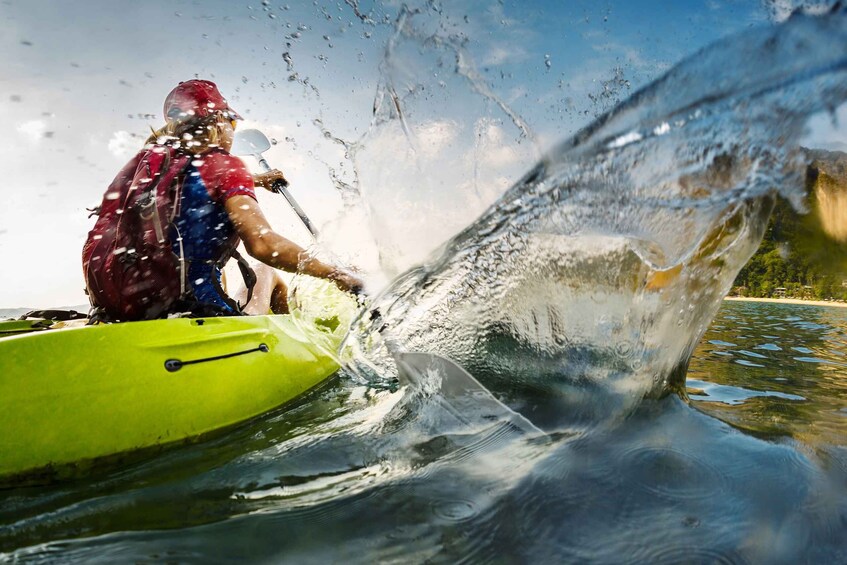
[731,149,847,300]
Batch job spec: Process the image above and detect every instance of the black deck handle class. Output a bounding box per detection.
[165,343,269,373]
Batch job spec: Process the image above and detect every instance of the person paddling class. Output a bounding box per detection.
[83,79,362,321]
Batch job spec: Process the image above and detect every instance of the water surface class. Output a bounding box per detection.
[1,301,846,563]
[689,300,847,450]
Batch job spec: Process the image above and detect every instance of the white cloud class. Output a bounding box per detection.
[765,0,832,22]
[416,120,461,157]
[107,130,138,158]
[473,119,523,169]
[801,101,847,150]
[16,120,46,142]
[480,45,532,67]
[767,0,796,21]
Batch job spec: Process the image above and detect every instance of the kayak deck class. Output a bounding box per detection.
[0,312,345,486]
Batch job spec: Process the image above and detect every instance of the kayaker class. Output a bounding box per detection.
[83,79,362,320]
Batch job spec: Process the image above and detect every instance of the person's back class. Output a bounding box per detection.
[170,148,257,314]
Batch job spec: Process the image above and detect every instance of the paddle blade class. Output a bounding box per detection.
[231,128,272,157]
[393,351,545,437]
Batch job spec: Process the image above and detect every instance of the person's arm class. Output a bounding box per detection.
[224,194,362,293]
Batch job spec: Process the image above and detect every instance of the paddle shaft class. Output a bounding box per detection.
[254,154,320,239]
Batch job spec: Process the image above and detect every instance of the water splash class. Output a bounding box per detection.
[330,3,542,277]
[343,9,847,427]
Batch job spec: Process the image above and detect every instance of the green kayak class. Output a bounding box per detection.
[0,281,356,486]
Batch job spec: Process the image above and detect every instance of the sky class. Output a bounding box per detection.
[0,0,840,308]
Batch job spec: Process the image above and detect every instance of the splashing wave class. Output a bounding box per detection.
[343,8,847,426]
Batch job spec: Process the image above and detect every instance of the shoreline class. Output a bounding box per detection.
[724,296,847,308]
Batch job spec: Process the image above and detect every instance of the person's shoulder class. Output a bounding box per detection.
[200,149,256,200]
[201,149,250,173]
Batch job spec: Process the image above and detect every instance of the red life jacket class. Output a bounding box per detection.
[82,145,192,321]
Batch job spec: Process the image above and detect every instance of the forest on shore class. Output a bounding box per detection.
[731,148,847,301]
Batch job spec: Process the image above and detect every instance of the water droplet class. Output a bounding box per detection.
[683,516,701,528]
[615,340,633,358]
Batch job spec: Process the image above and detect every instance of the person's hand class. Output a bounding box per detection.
[328,269,365,296]
[253,169,288,193]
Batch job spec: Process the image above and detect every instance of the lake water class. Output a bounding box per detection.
[1,300,845,563]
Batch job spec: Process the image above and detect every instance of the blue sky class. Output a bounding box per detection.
[0,0,834,307]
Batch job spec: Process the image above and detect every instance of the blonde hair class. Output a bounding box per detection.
[144,112,228,154]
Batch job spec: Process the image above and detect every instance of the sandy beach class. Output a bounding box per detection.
[724,296,847,308]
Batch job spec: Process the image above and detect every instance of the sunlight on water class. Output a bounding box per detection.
[689,300,847,447]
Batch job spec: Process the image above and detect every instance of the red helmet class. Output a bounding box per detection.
[163,79,243,122]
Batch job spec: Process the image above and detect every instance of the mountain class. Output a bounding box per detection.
[732,148,847,299]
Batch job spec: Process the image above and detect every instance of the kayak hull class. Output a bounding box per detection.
[0,314,341,485]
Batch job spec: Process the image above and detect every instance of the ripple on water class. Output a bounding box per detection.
[232,461,403,524]
[735,440,821,483]
[794,321,829,331]
[738,350,768,359]
[431,498,478,523]
[525,439,620,510]
[734,359,765,368]
[627,544,751,565]
[688,379,805,405]
[794,356,845,366]
[617,446,725,502]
